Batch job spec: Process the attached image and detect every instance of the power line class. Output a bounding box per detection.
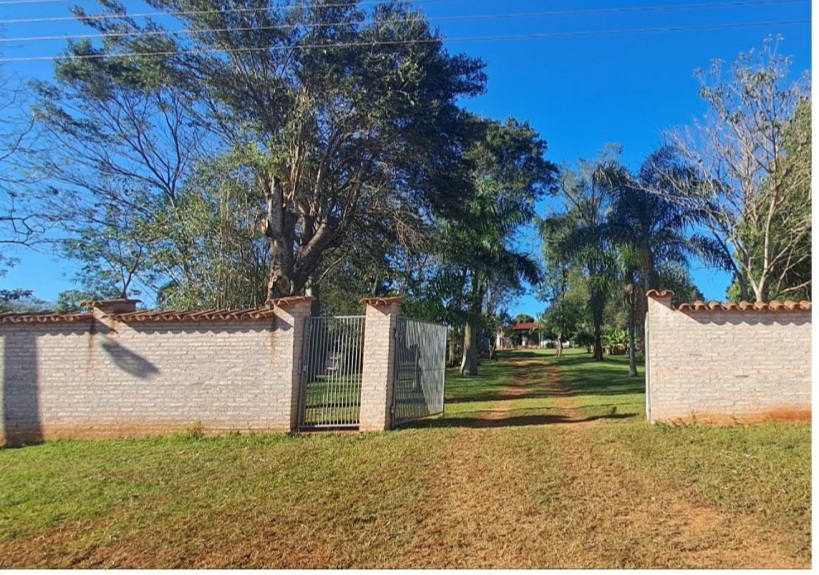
[0,19,808,63]
[0,0,806,44]
[0,0,90,4]
[0,0,459,24]
[0,0,807,25]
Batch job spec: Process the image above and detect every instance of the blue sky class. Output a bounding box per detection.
[0,0,812,314]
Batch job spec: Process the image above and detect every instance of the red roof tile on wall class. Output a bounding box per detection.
[675,300,811,312]
[645,289,674,299]
[0,308,279,325]
[113,309,280,323]
[267,295,314,308]
[0,295,322,326]
[359,296,406,306]
[646,289,810,312]
[0,312,93,324]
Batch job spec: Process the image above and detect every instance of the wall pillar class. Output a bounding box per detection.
[645,289,674,424]
[359,297,404,432]
[270,296,314,431]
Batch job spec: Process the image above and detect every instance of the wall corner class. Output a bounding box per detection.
[271,296,314,431]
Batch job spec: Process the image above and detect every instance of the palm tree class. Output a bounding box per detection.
[434,117,556,376]
[609,147,728,314]
[452,180,542,375]
[542,159,618,362]
[603,147,728,374]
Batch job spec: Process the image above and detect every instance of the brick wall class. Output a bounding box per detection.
[0,298,312,445]
[646,290,811,424]
[358,298,403,431]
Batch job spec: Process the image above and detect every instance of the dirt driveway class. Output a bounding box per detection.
[401,356,809,569]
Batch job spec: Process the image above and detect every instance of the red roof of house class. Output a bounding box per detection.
[511,322,542,331]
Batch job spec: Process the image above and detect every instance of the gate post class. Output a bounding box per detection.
[359,296,404,431]
[270,296,314,431]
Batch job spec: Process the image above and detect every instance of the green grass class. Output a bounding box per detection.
[623,423,811,546]
[546,347,646,418]
[0,349,809,568]
[0,430,458,567]
[443,357,512,407]
[301,378,362,427]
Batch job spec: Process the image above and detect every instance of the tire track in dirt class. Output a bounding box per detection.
[398,356,600,567]
[404,355,807,568]
[536,355,808,568]
[481,359,543,420]
[396,358,553,567]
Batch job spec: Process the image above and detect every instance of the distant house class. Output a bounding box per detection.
[509,321,546,347]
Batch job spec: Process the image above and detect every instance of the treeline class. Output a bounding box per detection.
[0,2,810,377]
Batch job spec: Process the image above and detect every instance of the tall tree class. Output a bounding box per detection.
[539,225,587,359]
[605,147,728,373]
[664,37,811,302]
[766,98,811,300]
[609,147,728,293]
[542,153,619,361]
[442,118,556,376]
[31,0,486,307]
[539,267,585,359]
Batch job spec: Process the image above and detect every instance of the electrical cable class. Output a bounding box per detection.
[0,18,808,62]
[0,0,806,25]
[0,0,807,44]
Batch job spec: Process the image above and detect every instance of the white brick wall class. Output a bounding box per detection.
[0,301,311,445]
[646,294,811,424]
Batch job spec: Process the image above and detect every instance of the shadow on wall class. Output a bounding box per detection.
[3,331,42,446]
[100,339,160,379]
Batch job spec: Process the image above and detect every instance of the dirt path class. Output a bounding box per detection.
[405,355,808,569]
[485,357,608,426]
[481,359,541,419]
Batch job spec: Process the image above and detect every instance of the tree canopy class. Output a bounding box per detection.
[31,0,487,307]
[664,37,811,302]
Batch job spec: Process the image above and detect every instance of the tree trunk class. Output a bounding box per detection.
[305,275,320,316]
[460,320,478,376]
[264,175,343,300]
[752,275,768,303]
[590,294,605,362]
[264,176,296,299]
[448,327,458,367]
[592,328,603,361]
[626,282,638,377]
[556,329,563,358]
[627,323,637,377]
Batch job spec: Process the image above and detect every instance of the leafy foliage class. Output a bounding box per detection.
[666,37,811,302]
[30,0,488,308]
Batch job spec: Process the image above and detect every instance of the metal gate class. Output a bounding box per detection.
[299,316,365,429]
[392,317,447,426]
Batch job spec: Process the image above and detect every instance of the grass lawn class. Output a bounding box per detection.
[0,349,810,568]
[546,347,646,417]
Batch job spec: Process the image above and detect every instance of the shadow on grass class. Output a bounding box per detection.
[445,391,555,404]
[554,355,645,398]
[400,409,638,430]
[492,350,543,360]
